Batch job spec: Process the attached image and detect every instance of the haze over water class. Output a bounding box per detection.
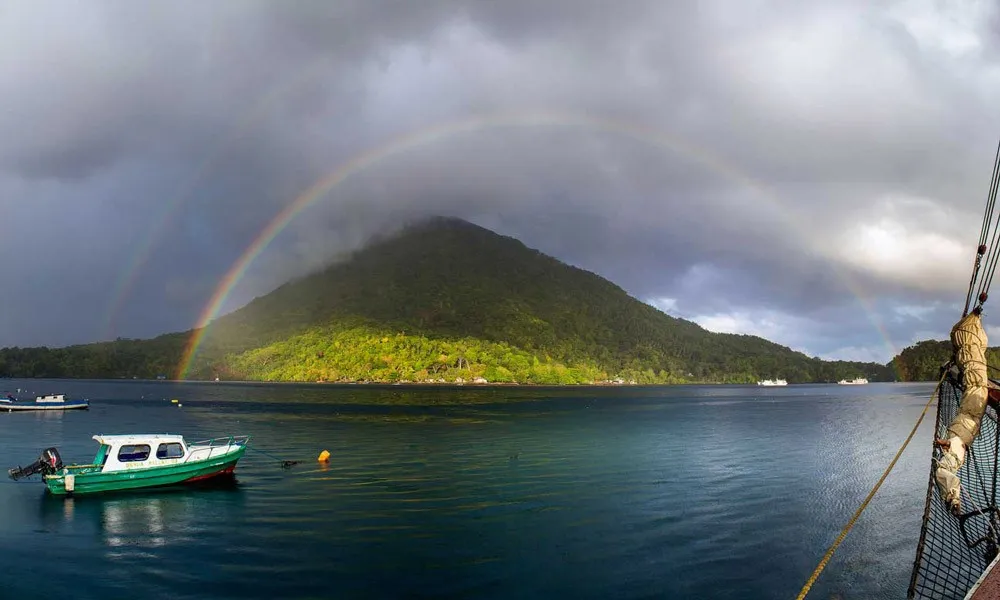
[0,380,936,599]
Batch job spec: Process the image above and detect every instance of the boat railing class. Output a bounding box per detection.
[182,435,250,464]
[63,464,103,474]
[186,435,251,449]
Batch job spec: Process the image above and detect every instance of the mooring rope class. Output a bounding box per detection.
[794,373,946,600]
[246,445,302,468]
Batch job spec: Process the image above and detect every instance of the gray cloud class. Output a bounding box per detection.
[0,0,996,362]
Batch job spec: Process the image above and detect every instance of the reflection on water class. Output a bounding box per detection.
[103,497,172,551]
[62,496,74,523]
[29,410,67,420]
[36,482,247,563]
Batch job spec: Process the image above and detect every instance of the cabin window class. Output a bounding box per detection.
[156,442,185,459]
[117,444,151,462]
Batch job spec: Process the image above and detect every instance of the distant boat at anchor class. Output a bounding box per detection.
[757,379,788,386]
[0,393,89,412]
[837,377,869,385]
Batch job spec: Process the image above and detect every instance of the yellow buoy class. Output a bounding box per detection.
[318,450,330,462]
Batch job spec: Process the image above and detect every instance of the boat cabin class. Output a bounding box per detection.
[36,394,68,403]
[90,434,190,473]
[83,434,245,473]
[0,393,68,404]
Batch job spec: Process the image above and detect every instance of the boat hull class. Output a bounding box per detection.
[3,400,89,412]
[43,445,245,496]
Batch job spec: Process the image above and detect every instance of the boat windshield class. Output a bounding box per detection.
[92,444,112,467]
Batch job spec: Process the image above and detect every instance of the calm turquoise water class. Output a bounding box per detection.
[0,380,938,599]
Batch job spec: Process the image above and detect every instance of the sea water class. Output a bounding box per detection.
[0,380,936,599]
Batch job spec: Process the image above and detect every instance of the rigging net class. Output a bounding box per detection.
[908,370,1000,599]
[909,137,1000,599]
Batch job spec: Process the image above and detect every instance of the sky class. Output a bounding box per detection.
[2,0,999,363]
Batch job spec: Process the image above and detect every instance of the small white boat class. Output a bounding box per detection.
[838,377,869,385]
[757,379,788,386]
[2,394,89,412]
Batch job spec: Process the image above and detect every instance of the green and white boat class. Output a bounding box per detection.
[8,433,250,496]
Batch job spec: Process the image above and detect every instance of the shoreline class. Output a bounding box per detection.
[0,377,916,388]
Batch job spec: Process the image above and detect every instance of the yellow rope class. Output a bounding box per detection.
[794,373,946,600]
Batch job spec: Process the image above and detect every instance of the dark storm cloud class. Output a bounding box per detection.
[0,0,996,361]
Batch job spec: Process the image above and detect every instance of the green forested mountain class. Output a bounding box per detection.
[1,217,898,384]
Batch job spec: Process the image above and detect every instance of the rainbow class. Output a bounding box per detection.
[174,110,899,379]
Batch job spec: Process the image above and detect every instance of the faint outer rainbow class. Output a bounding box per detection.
[101,60,336,340]
[174,110,899,380]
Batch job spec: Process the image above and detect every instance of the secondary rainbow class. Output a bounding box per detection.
[175,110,899,379]
[101,59,338,340]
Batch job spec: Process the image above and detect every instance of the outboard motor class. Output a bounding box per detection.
[8,447,62,481]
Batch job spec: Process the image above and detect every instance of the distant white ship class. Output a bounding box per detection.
[838,377,869,385]
[757,379,788,386]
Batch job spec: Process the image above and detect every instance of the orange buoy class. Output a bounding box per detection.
[318,450,330,462]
